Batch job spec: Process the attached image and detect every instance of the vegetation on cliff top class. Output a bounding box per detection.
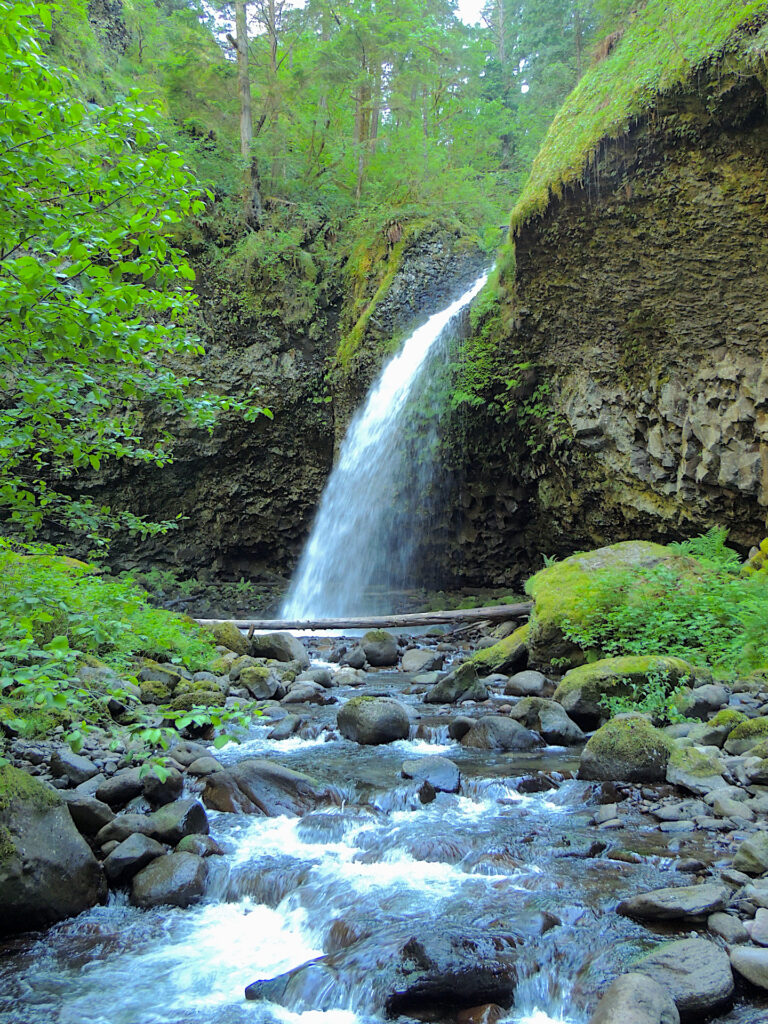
[511,0,768,231]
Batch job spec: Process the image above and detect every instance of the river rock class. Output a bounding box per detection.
[635,937,734,1016]
[425,662,489,704]
[337,697,410,744]
[401,756,460,793]
[176,834,224,857]
[130,851,206,909]
[203,758,333,816]
[730,946,768,990]
[665,746,725,795]
[240,664,284,699]
[297,668,334,688]
[578,716,671,782]
[589,973,680,1024]
[708,912,749,944]
[59,791,115,835]
[95,766,144,809]
[733,832,768,875]
[504,670,552,697]
[245,927,520,1015]
[50,748,100,786]
[250,632,310,669]
[361,630,398,667]
[0,766,107,934]
[678,683,730,720]
[507,698,585,745]
[402,649,444,673]
[449,716,475,740]
[205,621,248,655]
[334,667,365,687]
[142,766,184,808]
[282,681,330,704]
[166,740,211,767]
[617,883,728,922]
[146,798,209,844]
[103,833,166,883]
[268,715,302,740]
[341,646,366,669]
[187,756,224,776]
[460,716,542,752]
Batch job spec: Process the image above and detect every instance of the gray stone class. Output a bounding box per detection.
[250,632,310,669]
[504,670,552,697]
[176,834,224,857]
[733,832,768,875]
[146,799,209,845]
[340,646,366,669]
[142,766,184,808]
[678,684,730,720]
[296,668,334,688]
[187,756,224,776]
[282,681,329,704]
[50,749,99,786]
[60,792,115,835]
[730,946,768,990]
[749,907,768,946]
[425,662,489,705]
[448,716,475,740]
[166,740,211,767]
[635,937,733,1016]
[401,649,444,674]
[95,767,143,809]
[401,756,460,793]
[203,758,332,816]
[130,852,206,909]
[268,715,302,740]
[507,697,585,745]
[588,972,680,1024]
[618,883,728,922]
[361,630,399,668]
[707,912,749,944]
[711,794,754,821]
[103,833,165,883]
[460,716,542,752]
[337,697,410,745]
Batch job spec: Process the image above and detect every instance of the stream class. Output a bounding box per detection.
[1,646,765,1024]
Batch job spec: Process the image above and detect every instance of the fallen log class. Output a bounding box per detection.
[195,603,532,632]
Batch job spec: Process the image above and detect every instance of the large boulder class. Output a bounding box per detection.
[507,698,585,745]
[525,541,677,667]
[95,798,208,846]
[425,663,489,705]
[361,630,398,667]
[634,938,733,1017]
[60,792,115,835]
[401,756,460,793]
[460,716,542,752]
[337,697,410,744]
[250,632,310,669]
[50,748,99,786]
[470,623,529,677]
[589,973,679,1024]
[578,717,672,782]
[203,759,333,816]
[401,648,444,674]
[103,833,166,884]
[130,851,206,909]
[245,928,520,1016]
[0,765,106,934]
[617,883,728,922]
[504,670,553,697]
[554,656,696,728]
[205,621,249,655]
[239,664,284,699]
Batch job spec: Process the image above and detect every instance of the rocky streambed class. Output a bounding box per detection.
[2,625,768,1024]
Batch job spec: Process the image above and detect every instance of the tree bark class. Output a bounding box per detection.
[233,0,263,225]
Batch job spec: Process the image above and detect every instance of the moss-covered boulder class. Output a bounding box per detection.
[174,676,228,699]
[470,622,529,677]
[167,689,226,712]
[205,621,248,656]
[525,541,677,667]
[136,659,182,704]
[578,716,672,782]
[424,661,489,705]
[724,716,768,755]
[554,654,695,728]
[665,745,725,795]
[361,630,398,667]
[238,664,283,699]
[0,766,106,935]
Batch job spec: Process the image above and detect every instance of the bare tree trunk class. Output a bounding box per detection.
[354,72,371,201]
[233,0,263,225]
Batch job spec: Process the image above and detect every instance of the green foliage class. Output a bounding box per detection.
[0,1,268,543]
[600,669,691,724]
[0,538,254,750]
[558,531,768,675]
[511,0,768,230]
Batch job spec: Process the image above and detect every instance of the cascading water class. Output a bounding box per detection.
[282,272,489,619]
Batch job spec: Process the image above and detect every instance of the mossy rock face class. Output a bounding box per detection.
[0,766,106,935]
[167,690,226,712]
[471,622,530,677]
[554,654,694,728]
[206,622,248,656]
[709,708,747,729]
[139,678,178,705]
[175,677,228,699]
[578,716,672,783]
[724,716,768,755]
[525,541,677,667]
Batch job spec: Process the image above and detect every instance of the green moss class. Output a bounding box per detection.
[667,744,724,778]
[555,655,694,702]
[362,630,396,644]
[343,695,379,709]
[726,716,768,741]
[175,677,227,697]
[166,690,227,712]
[511,0,768,232]
[748,738,768,759]
[139,679,177,704]
[0,765,59,814]
[205,622,248,656]
[586,716,672,757]
[208,656,235,675]
[470,622,530,673]
[708,708,748,729]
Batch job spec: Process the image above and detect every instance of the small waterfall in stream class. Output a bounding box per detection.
[282,272,489,619]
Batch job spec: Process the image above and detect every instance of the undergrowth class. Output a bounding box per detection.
[559,528,768,676]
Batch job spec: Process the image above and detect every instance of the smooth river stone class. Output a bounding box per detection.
[617,883,728,921]
[635,937,734,1016]
[589,972,679,1024]
[730,946,768,990]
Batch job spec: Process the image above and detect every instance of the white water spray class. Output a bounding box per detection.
[282,272,488,618]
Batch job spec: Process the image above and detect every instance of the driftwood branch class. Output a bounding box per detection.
[195,603,532,632]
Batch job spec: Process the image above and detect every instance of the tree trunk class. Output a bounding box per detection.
[234,0,263,225]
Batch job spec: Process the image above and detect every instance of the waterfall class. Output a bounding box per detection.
[282,272,489,619]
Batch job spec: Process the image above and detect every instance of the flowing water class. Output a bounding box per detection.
[281,273,489,620]
[2,657,765,1024]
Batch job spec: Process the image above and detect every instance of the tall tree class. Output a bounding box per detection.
[229,0,263,224]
